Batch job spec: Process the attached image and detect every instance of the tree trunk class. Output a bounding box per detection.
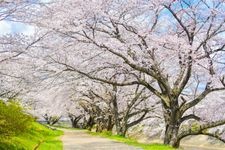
[71,119,79,128]
[164,124,173,145]
[114,117,121,135]
[120,126,128,137]
[96,118,104,132]
[164,124,180,148]
[163,100,181,148]
[86,116,95,131]
[111,85,122,135]
[118,119,128,137]
[106,115,114,131]
[68,114,83,128]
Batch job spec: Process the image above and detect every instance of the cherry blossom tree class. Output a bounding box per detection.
[33,0,225,148]
[110,85,160,136]
[0,35,35,98]
[66,98,86,128]
[74,81,159,135]
[0,0,45,98]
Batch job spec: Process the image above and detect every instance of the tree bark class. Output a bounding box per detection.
[162,99,181,148]
[164,121,181,148]
[86,116,95,131]
[111,85,122,135]
[70,116,82,128]
[106,115,114,131]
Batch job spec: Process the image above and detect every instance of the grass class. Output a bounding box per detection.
[88,131,176,150]
[0,122,63,150]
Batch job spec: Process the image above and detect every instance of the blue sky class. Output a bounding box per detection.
[0,20,34,35]
[0,0,54,35]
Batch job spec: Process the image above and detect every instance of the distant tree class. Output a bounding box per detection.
[42,113,61,125]
[68,113,83,128]
[76,82,159,136]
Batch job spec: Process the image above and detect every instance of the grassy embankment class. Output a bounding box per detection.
[0,122,63,150]
[89,131,176,150]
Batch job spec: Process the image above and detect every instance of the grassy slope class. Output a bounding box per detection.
[89,131,176,150]
[0,122,63,150]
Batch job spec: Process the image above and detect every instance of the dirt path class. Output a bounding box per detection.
[182,145,225,150]
[60,129,225,150]
[61,129,142,150]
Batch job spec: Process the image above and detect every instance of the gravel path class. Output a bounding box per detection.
[61,129,142,150]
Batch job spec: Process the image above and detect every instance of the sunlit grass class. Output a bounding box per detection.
[89,131,175,150]
[0,122,63,150]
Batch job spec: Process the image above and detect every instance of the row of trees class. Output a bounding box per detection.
[70,83,160,136]
[1,0,225,148]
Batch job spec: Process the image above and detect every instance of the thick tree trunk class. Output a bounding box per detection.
[163,99,181,148]
[172,137,181,148]
[164,124,180,148]
[164,124,173,144]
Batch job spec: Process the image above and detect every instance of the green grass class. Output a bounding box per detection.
[0,122,63,150]
[88,131,176,150]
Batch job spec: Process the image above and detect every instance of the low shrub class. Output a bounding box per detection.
[0,100,33,139]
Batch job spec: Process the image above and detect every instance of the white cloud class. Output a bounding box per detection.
[0,21,12,35]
